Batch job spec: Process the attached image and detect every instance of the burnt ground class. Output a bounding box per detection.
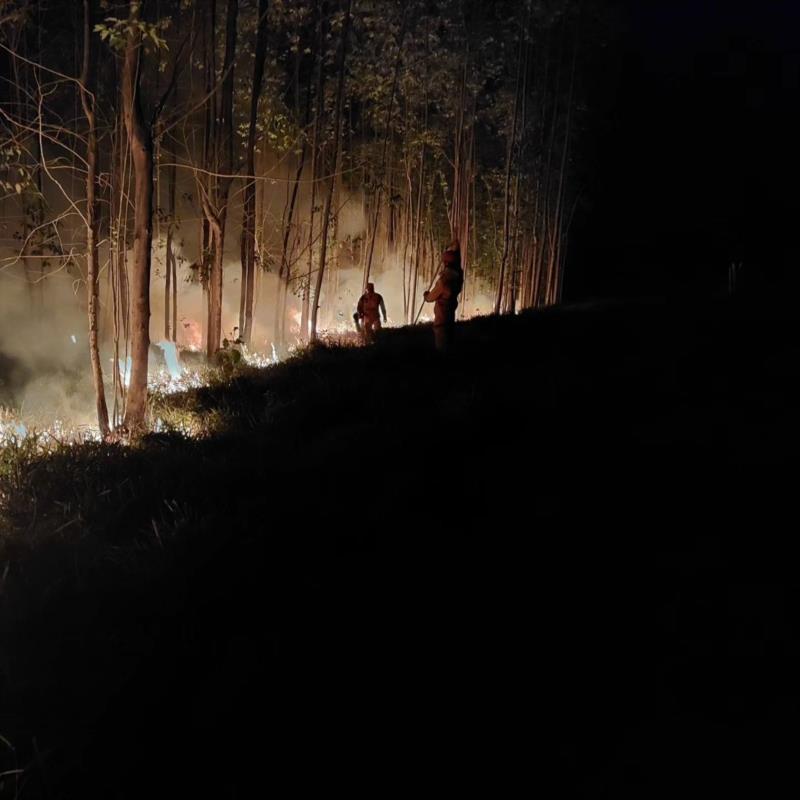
[1,295,799,798]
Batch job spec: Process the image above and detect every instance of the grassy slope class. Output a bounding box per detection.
[1,298,799,797]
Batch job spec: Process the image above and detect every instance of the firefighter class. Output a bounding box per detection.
[214,336,241,375]
[423,243,463,353]
[230,326,245,360]
[355,282,387,343]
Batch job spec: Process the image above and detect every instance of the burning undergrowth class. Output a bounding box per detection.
[0,319,432,525]
[0,235,488,449]
[0,344,260,446]
[0,331,371,544]
[0,323,368,448]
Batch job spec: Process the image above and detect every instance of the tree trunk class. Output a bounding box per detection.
[121,0,153,434]
[204,0,238,357]
[549,15,579,305]
[494,17,525,315]
[201,1,215,353]
[80,0,110,438]
[275,144,307,347]
[362,6,408,289]
[409,141,426,323]
[301,1,326,341]
[310,0,351,340]
[274,46,311,348]
[109,112,130,426]
[165,156,176,340]
[171,215,178,342]
[240,0,269,345]
[542,16,566,307]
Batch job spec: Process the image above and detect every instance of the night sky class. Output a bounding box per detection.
[568,0,800,300]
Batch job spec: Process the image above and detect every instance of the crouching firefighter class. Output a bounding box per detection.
[355,282,387,343]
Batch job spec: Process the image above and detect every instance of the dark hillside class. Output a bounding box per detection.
[1,298,798,797]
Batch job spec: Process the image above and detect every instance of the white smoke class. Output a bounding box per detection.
[0,152,494,432]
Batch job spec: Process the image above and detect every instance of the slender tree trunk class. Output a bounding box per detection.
[401,161,412,320]
[508,23,530,315]
[275,144,307,346]
[110,111,129,425]
[549,14,579,305]
[240,0,269,345]
[80,0,110,437]
[494,17,525,315]
[274,47,311,348]
[200,0,215,353]
[310,0,351,340]
[410,140,425,323]
[171,218,178,342]
[451,53,475,288]
[301,1,326,340]
[542,16,566,307]
[203,0,238,357]
[362,6,408,289]
[121,0,153,433]
[165,156,176,340]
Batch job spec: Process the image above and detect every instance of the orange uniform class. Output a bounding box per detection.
[356,284,387,343]
[424,250,463,352]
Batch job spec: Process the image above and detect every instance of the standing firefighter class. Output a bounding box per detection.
[424,243,464,353]
[355,282,387,343]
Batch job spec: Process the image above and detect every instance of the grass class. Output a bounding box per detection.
[1,297,799,797]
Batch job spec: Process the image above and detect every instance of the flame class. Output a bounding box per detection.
[148,367,207,396]
[179,317,203,350]
[1,294,489,451]
[0,407,28,445]
[1,406,101,448]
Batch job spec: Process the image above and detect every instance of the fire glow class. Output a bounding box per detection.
[0,338,288,448]
[0,293,484,451]
[0,407,103,448]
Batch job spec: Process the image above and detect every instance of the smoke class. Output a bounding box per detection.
[0,262,98,427]
[0,154,494,431]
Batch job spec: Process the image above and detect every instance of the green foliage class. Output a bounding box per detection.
[0,144,32,196]
[95,15,170,53]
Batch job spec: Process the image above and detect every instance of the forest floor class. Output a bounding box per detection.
[1,296,799,798]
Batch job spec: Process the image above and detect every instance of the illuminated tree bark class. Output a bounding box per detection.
[79,0,110,438]
[301,0,326,341]
[121,0,153,434]
[274,40,312,348]
[202,0,238,358]
[310,0,351,341]
[165,156,177,341]
[240,0,269,346]
[362,7,408,291]
[0,0,586,383]
[494,10,525,315]
[550,16,578,305]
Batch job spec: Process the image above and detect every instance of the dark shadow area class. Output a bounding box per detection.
[567,0,800,301]
[2,296,799,797]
